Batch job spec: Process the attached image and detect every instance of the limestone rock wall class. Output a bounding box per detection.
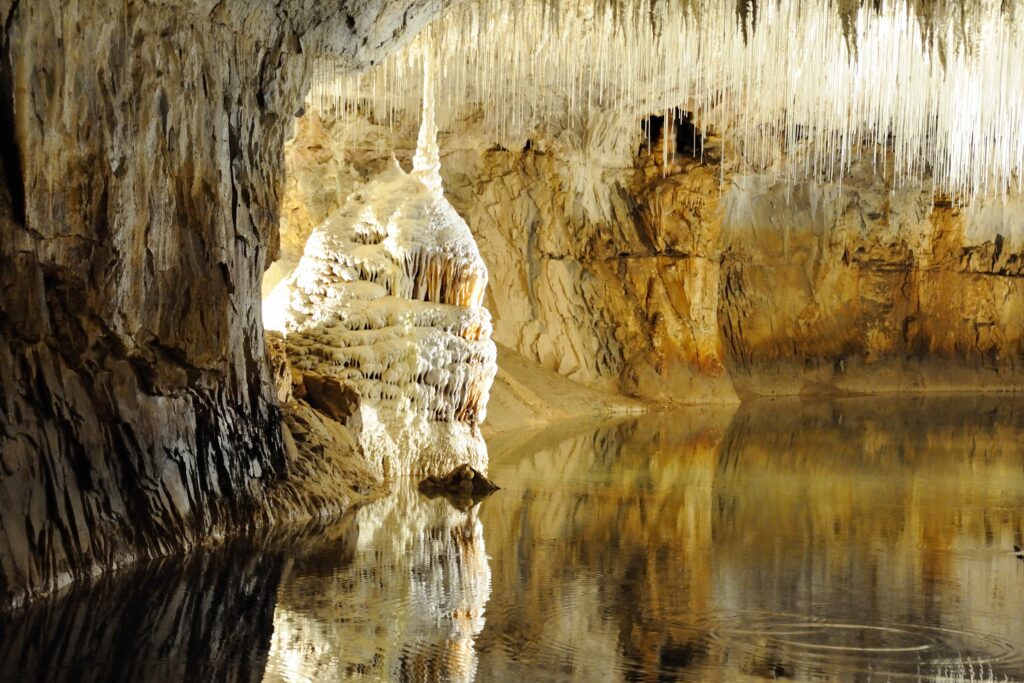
[444,148,735,403]
[718,175,1024,396]
[0,0,442,607]
[282,113,1024,403]
[446,136,1024,400]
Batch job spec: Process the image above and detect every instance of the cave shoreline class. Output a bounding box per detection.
[7,377,1024,611]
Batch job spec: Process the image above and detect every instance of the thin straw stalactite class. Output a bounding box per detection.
[310,0,1024,201]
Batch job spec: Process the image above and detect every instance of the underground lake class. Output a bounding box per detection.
[3,397,1023,682]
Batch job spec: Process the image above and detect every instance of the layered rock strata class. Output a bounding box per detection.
[0,0,443,607]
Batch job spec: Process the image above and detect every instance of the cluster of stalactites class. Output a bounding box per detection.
[309,0,1024,201]
[397,248,488,309]
[286,305,496,424]
[343,249,486,310]
[278,231,495,424]
[272,75,497,426]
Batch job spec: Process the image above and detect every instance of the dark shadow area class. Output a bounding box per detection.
[673,110,702,157]
[0,3,25,226]
[640,113,665,156]
[0,540,284,683]
[639,109,703,159]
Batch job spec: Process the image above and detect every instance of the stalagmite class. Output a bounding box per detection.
[266,52,498,477]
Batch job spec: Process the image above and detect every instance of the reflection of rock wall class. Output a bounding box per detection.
[282,113,1024,403]
[479,409,731,680]
[716,397,1024,566]
[3,399,1021,681]
[711,397,1024,676]
[0,542,283,683]
[477,398,1024,680]
[267,483,490,683]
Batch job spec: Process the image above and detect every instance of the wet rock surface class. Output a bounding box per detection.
[419,464,499,510]
[297,372,361,425]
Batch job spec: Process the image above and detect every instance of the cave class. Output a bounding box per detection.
[2,0,1024,680]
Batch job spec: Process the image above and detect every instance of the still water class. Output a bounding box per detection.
[3,397,1024,682]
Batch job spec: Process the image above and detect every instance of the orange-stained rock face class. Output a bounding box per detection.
[716,173,1024,397]
[281,111,1024,403]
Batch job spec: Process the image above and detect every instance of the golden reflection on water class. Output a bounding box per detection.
[265,484,491,683]
[265,397,1024,682]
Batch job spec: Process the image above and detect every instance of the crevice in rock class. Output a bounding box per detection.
[0,0,25,226]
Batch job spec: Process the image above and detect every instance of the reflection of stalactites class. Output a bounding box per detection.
[403,510,491,683]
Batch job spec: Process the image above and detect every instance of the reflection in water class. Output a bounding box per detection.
[265,483,491,682]
[2,397,1024,681]
[478,398,1024,681]
[0,541,282,682]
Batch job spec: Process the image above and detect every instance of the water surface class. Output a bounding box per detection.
[3,397,1024,681]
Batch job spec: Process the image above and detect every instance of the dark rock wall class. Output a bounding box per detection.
[0,0,440,607]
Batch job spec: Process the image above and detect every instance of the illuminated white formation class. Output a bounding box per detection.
[267,56,496,476]
[311,0,1024,200]
[267,483,491,682]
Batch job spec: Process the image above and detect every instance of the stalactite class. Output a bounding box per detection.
[310,0,1024,200]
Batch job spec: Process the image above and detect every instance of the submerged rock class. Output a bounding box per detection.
[418,465,499,510]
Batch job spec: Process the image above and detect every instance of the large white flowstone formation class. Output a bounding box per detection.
[264,58,497,477]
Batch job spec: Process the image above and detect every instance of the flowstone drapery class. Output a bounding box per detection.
[266,58,497,476]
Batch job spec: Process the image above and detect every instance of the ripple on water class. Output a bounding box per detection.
[708,611,1023,680]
